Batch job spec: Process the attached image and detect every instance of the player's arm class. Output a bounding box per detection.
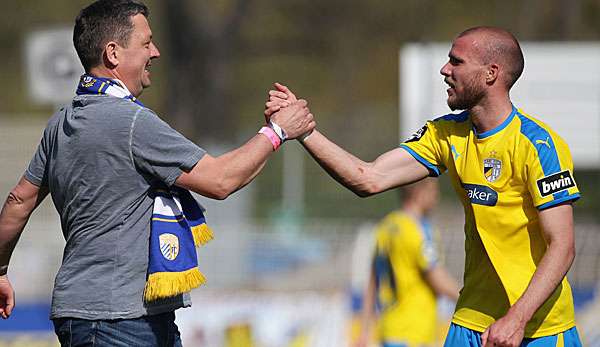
[423,266,460,301]
[300,131,430,197]
[176,101,315,200]
[355,262,377,347]
[0,177,49,319]
[265,84,429,197]
[482,203,575,347]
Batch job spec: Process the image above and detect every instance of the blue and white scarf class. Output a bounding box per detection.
[145,187,213,302]
[76,74,145,107]
[76,75,213,301]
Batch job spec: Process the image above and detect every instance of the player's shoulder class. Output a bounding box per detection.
[428,110,471,134]
[514,108,569,148]
[432,110,470,124]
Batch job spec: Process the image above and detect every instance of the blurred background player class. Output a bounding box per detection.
[355,178,459,347]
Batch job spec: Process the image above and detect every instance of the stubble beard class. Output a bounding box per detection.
[447,74,485,111]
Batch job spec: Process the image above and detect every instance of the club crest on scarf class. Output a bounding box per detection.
[81,76,96,88]
[144,188,213,302]
[159,233,180,261]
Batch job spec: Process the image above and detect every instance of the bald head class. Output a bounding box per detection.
[457,26,524,89]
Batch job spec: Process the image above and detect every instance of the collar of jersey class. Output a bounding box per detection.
[473,105,517,139]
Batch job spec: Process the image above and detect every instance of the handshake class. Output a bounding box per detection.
[262,83,316,145]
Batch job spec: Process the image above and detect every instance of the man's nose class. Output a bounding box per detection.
[440,62,450,76]
[151,42,160,58]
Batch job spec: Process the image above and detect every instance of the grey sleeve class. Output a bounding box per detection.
[24,130,49,187]
[130,109,206,186]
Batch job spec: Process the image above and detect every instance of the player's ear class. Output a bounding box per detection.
[486,63,499,85]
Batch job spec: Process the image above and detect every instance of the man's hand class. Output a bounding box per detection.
[0,275,14,319]
[481,310,526,347]
[269,99,315,140]
[265,82,299,120]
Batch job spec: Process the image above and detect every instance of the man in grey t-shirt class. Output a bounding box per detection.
[0,1,314,346]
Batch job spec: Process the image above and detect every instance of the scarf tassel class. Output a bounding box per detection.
[191,223,214,246]
[144,268,206,302]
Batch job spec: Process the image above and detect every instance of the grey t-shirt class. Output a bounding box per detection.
[25,94,206,320]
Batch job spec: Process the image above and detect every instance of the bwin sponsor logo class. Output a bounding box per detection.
[542,176,571,194]
[536,170,576,197]
[463,184,498,206]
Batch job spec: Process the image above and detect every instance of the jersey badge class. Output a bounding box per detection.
[483,157,502,182]
[536,170,576,197]
[405,124,428,143]
[159,233,180,261]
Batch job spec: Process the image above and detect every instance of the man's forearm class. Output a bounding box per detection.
[216,134,272,194]
[176,133,274,200]
[300,130,379,197]
[0,193,35,271]
[300,130,430,197]
[424,266,460,301]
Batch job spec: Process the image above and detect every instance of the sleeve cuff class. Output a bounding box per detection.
[164,149,206,187]
[537,193,581,210]
[399,144,442,177]
[24,170,43,187]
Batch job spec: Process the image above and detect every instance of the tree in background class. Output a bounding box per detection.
[162,0,253,141]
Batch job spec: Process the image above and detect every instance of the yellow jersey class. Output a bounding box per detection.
[399,106,580,337]
[374,211,439,345]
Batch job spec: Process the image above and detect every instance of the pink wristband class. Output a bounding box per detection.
[259,126,281,150]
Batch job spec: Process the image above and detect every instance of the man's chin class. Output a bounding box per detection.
[447,98,470,111]
[447,99,459,111]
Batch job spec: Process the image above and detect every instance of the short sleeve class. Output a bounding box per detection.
[24,130,49,187]
[524,131,580,210]
[399,121,447,176]
[131,109,206,186]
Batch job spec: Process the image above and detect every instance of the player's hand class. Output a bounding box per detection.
[270,100,315,140]
[352,333,370,347]
[481,311,526,347]
[0,275,15,319]
[264,82,299,120]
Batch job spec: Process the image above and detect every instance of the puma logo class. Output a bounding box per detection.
[535,137,551,148]
[451,145,461,160]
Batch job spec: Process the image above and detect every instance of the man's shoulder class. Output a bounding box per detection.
[514,108,569,148]
[432,110,470,124]
[74,94,154,115]
[424,110,471,136]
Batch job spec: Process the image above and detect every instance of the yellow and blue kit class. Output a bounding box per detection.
[400,106,580,338]
[373,211,439,346]
[445,323,581,347]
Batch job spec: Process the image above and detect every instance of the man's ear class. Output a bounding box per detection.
[103,41,119,68]
[486,63,499,85]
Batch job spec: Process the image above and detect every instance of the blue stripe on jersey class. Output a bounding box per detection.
[419,218,438,268]
[476,106,517,139]
[420,218,434,244]
[517,112,568,201]
[434,110,469,122]
[538,192,581,210]
[399,144,441,176]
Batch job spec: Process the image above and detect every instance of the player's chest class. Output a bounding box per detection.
[447,135,527,196]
